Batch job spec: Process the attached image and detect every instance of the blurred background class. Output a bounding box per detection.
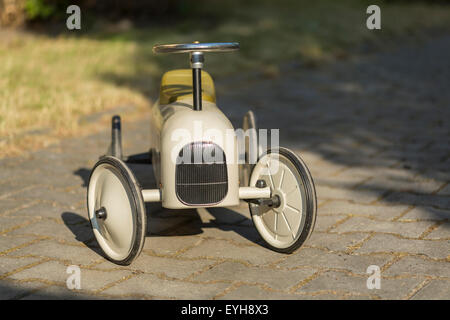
[0,0,449,157]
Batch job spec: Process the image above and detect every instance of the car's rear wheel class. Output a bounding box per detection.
[240,110,261,186]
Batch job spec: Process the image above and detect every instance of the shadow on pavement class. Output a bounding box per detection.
[0,281,100,300]
[73,168,91,188]
[60,212,106,259]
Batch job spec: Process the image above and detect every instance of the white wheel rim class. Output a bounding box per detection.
[88,163,136,261]
[250,152,306,249]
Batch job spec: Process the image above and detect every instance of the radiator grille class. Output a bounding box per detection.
[175,142,228,205]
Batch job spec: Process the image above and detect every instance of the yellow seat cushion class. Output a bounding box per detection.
[159,69,216,105]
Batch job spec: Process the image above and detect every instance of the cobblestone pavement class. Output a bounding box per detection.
[1,36,449,300]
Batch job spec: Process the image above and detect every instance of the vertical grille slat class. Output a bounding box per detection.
[175,142,228,205]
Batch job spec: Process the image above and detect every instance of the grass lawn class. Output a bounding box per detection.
[1,0,450,157]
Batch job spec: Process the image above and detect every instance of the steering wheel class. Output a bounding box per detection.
[152,42,239,111]
[153,42,239,54]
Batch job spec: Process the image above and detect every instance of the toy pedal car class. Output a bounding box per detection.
[87,42,317,265]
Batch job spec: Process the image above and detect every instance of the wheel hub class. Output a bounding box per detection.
[95,207,107,220]
[271,189,285,211]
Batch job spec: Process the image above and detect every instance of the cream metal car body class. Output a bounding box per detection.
[149,69,268,209]
[87,42,317,265]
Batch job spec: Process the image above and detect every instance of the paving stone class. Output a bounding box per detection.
[297,270,424,299]
[313,215,347,232]
[217,284,345,300]
[5,170,82,190]
[197,205,250,225]
[393,158,450,172]
[316,198,329,207]
[331,217,434,238]
[150,206,196,219]
[362,166,427,183]
[20,285,101,300]
[8,218,94,244]
[8,260,132,292]
[11,186,85,207]
[41,173,87,189]
[383,192,450,209]
[277,248,391,274]
[420,169,450,183]
[329,155,399,169]
[384,256,450,278]
[316,186,381,204]
[8,239,102,265]
[194,261,317,290]
[411,280,450,300]
[294,151,325,166]
[7,260,68,283]
[0,198,30,215]
[180,239,284,266]
[0,256,41,275]
[147,215,197,236]
[314,174,369,191]
[356,234,449,259]
[309,162,349,178]
[143,236,202,256]
[102,273,230,299]
[9,202,80,220]
[156,209,251,244]
[399,206,450,221]
[424,222,450,239]
[379,145,447,160]
[0,235,38,254]
[319,200,410,220]
[96,255,216,279]
[0,216,37,234]
[361,176,444,194]
[60,210,88,225]
[437,183,450,196]
[0,180,40,200]
[0,279,46,299]
[196,224,262,245]
[332,168,374,181]
[0,164,30,182]
[306,232,368,252]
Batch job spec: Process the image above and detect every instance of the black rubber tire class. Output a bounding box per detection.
[87,156,147,265]
[249,147,317,254]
